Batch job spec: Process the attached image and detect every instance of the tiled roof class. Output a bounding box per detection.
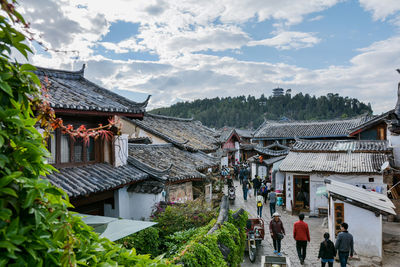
[280,151,388,174]
[254,142,290,156]
[35,65,149,115]
[128,144,219,182]
[219,127,252,142]
[131,113,219,152]
[348,110,392,135]
[263,155,286,165]
[46,163,148,198]
[292,140,391,153]
[127,180,165,194]
[253,115,374,139]
[326,179,396,215]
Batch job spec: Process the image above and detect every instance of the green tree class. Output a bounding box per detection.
[0,1,171,266]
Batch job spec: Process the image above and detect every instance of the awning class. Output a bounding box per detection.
[77,214,157,241]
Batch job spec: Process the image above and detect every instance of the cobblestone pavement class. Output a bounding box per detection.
[228,180,327,267]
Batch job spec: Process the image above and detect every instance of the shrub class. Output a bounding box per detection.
[153,199,216,238]
[169,209,248,267]
[0,2,172,266]
[117,227,160,257]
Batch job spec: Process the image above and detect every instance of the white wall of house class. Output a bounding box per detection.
[284,172,385,215]
[328,199,383,258]
[258,165,267,179]
[251,163,256,179]
[128,192,164,220]
[388,131,400,167]
[221,156,228,167]
[104,186,164,220]
[274,171,285,191]
[120,118,168,144]
[114,134,128,167]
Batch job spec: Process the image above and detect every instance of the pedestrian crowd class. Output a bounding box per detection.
[223,163,354,266]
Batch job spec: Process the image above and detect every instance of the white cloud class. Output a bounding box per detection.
[248,31,321,50]
[13,0,400,115]
[359,0,400,21]
[309,15,324,21]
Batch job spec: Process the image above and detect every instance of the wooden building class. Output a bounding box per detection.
[36,65,152,217]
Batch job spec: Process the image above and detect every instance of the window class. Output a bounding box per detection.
[74,138,83,162]
[60,134,71,163]
[86,137,95,162]
[369,177,374,183]
[47,130,101,166]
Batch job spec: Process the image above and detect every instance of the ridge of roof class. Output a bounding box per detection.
[292,139,391,153]
[34,65,151,110]
[146,112,193,122]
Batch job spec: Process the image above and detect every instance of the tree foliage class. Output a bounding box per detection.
[151,93,373,129]
[0,1,171,266]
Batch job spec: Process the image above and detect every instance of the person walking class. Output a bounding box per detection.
[293,213,310,265]
[335,222,354,267]
[252,175,261,197]
[256,189,264,217]
[268,188,277,217]
[261,185,268,204]
[242,179,249,201]
[239,166,244,185]
[318,232,336,267]
[269,212,285,256]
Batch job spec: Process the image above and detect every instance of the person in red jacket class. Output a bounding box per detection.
[293,213,310,265]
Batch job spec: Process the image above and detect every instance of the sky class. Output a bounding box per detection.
[14,0,400,113]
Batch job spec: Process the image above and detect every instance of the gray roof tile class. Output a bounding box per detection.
[131,113,219,152]
[128,144,219,182]
[45,163,148,198]
[35,66,149,115]
[253,116,374,139]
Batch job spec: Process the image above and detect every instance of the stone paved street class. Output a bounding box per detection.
[228,180,327,267]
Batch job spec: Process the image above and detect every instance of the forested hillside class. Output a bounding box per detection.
[150,93,373,129]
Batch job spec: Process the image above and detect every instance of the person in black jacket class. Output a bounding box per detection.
[318,232,336,267]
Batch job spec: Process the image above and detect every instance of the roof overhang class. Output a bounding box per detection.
[77,214,157,241]
[55,108,144,118]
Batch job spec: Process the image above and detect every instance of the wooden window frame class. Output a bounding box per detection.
[50,129,102,168]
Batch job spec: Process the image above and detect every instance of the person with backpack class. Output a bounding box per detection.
[318,232,336,267]
[256,189,264,217]
[242,178,249,201]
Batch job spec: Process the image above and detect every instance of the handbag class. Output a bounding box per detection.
[277,233,284,240]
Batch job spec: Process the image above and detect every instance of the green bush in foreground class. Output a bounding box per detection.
[170,210,248,267]
[118,226,161,257]
[0,1,171,266]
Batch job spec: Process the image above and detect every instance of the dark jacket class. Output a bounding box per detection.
[252,177,261,189]
[335,231,354,256]
[269,219,285,240]
[318,239,336,259]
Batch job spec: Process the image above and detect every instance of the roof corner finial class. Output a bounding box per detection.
[389,69,400,133]
[79,64,86,76]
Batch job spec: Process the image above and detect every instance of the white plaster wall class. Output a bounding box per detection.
[251,163,257,179]
[389,133,400,167]
[284,172,385,214]
[114,134,128,167]
[274,171,285,191]
[128,192,164,220]
[117,186,131,219]
[104,190,119,218]
[120,117,168,144]
[344,203,382,257]
[258,165,267,179]
[285,174,294,211]
[329,199,382,257]
[221,156,228,167]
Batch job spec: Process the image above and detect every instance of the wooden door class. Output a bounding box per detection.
[334,203,344,237]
